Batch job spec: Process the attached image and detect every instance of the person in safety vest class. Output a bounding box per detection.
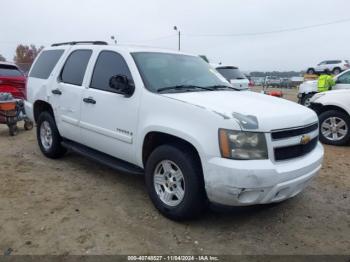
[318,69,336,92]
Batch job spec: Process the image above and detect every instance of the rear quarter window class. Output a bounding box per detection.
[29,50,64,79]
[0,64,23,77]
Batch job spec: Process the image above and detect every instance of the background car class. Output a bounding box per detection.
[212,64,250,90]
[306,60,350,75]
[298,69,350,106]
[0,62,26,99]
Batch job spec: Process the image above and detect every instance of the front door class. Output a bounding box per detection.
[49,49,92,142]
[80,50,140,163]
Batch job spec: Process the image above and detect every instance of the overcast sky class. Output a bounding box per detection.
[1,0,350,71]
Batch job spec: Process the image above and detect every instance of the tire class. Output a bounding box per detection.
[307,68,315,75]
[24,120,34,131]
[8,125,18,136]
[300,93,314,107]
[319,110,350,146]
[145,144,207,220]
[332,68,341,75]
[36,111,66,158]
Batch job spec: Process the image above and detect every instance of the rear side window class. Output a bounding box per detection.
[0,64,23,77]
[216,67,246,80]
[29,50,64,79]
[60,50,92,86]
[90,51,132,92]
[327,60,341,64]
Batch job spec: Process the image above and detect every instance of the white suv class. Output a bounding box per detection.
[25,41,324,220]
[306,60,350,75]
[211,64,250,90]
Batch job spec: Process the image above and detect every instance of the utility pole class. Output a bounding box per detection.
[173,26,181,51]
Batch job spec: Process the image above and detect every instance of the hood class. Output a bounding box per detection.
[163,91,317,132]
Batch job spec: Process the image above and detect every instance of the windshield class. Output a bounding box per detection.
[216,67,246,80]
[132,52,231,93]
[0,65,23,77]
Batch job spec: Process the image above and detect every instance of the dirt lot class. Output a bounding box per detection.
[0,88,349,255]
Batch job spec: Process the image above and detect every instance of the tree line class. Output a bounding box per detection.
[0,44,44,72]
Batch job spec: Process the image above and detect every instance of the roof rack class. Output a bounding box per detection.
[51,41,108,47]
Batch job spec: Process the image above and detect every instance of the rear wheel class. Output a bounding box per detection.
[307,68,315,75]
[319,110,350,146]
[300,93,314,107]
[333,68,341,75]
[8,125,18,136]
[145,144,206,220]
[36,112,66,158]
[24,120,34,131]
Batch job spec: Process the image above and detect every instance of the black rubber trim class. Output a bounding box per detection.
[61,139,144,175]
[271,123,319,140]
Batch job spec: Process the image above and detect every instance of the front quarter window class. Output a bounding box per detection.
[132,52,231,93]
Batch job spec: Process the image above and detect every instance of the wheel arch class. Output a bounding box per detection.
[33,100,54,123]
[141,131,204,170]
[316,104,349,116]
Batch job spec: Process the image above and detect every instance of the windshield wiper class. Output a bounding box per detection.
[207,85,241,91]
[157,85,214,93]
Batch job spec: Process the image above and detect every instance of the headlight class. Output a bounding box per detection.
[219,129,268,160]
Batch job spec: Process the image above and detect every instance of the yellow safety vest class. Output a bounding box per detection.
[318,75,335,92]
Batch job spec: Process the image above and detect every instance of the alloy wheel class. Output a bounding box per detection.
[153,160,185,207]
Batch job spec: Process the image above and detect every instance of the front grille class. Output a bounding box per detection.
[274,136,318,161]
[271,123,318,140]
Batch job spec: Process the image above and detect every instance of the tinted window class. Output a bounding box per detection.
[216,67,246,80]
[327,60,341,64]
[337,71,350,84]
[90,51,132,92]
[61,50,92,86]
[0,64,23,77]
[29,50,64,79]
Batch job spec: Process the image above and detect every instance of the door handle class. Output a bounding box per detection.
[51,89,62,95]
[83,97,96,104]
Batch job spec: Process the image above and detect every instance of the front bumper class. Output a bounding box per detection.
[204,142,324,206]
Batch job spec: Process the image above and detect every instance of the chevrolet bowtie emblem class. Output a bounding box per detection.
[300,135,311,145]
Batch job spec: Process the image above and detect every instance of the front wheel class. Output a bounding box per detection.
[300,93,314,106]
[319,110,350,146]
[36,112,66,158]
[145,144,207,220]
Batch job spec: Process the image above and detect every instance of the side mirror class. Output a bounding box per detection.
[109,75,135,97]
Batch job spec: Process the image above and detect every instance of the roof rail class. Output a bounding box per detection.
[51,41,108,47]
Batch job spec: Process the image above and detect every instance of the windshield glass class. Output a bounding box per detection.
[0,65,23,77]
[216,67,246,80]
[132,52,231,93]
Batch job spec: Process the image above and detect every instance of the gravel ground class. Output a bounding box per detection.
[0,88,349,255]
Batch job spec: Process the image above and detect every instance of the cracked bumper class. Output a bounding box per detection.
[204,142,324,206]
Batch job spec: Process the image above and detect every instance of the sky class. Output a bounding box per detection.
[1,0,350,71]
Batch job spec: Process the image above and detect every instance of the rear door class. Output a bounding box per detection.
[80,50,140,163]
[334,70,350,90]
[49,48,92,142]
[316,61,327,72]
